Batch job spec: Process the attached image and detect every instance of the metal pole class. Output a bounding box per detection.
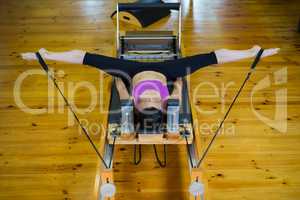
[116,2,120,53]
[178,0,182,51]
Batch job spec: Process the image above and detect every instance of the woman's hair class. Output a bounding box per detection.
[135,107,165,133]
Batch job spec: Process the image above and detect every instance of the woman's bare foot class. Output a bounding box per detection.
[21,52,37,60]
[251,45,280,58]
[21,48,49,61]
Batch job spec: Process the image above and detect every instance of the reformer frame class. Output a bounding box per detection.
[97,1,206,200]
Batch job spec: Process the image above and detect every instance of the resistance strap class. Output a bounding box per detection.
[196,49,264,168]
[35,52,110,169]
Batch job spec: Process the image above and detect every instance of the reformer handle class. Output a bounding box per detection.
[36,52,49,72]
[118,3,180,11]
[251,49,264,70]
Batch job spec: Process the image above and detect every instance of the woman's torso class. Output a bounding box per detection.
[132,71,169,111]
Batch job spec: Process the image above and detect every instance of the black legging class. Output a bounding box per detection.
[83,52,218,80]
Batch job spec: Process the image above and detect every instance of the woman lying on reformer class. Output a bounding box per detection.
[21,45,279,130]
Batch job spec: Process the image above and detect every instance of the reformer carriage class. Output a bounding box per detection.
[97,1,205,200]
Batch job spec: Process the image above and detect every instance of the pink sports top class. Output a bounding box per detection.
[132,80,169,109]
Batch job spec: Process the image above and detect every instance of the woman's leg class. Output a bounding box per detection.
[21,48,86,64]
[22,49,139,82]
[215,45,280,64]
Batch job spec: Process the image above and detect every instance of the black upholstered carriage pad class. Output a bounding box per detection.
[111,0,171,27]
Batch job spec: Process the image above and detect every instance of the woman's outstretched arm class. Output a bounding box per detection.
[215,45,280,64]
[21,48,86,64]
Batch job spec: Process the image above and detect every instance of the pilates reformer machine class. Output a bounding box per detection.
[98,1,206,200]
[34,1,205,199]
[35,1,265,200]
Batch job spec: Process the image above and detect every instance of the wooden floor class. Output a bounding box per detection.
[0,0,300,200]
